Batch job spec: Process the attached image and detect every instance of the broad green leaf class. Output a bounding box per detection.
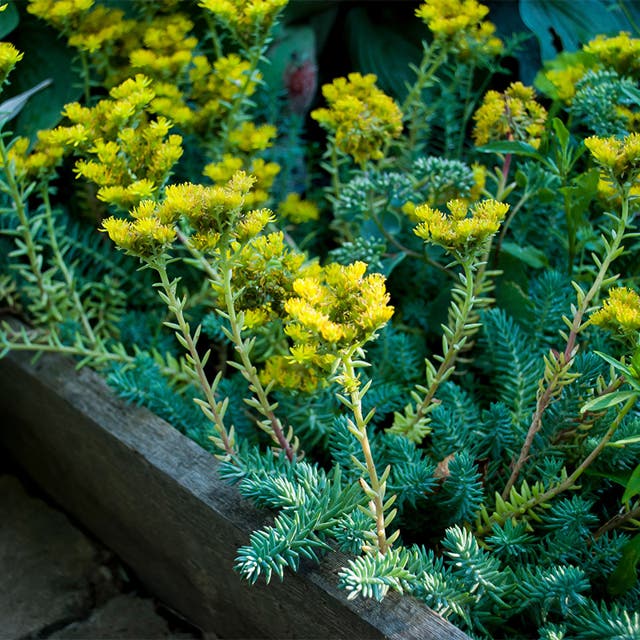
[0,2,19,39]
[0,79,51,126]
[580,389,639,413]
[478,140,545,162]
[520,0,630,62]
[500,241,549,269]
[3,13,82,140]
[608,534,640,596]
[622,464,640,504]
[584,468,632,488]
[345,6,422,101]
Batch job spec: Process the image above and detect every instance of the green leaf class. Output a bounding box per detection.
[0,79,51,126]
[594,350,640,393]
[520,0,630,62]
[500,241,549,269]
[580,389,639,413]
[622,464,640,504]
[607,534,640,596]
[3,13,82,140]
[478,140,545,162]
[345,6,422,101]
[559,168,600,228]
[0,2,19,39]
[552,117,569,152]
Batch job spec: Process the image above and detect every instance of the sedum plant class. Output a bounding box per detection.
[0,0,639,638]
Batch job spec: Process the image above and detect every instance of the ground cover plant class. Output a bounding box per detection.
[0,0,640,638]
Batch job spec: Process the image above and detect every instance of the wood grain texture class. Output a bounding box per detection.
[0,351,470,640]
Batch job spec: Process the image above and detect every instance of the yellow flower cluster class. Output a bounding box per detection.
[473,82,548,148]
[0,42,23,86]
[544,63,591,104]
[3,132,66,182]
[203,154,280,207]
[228,122,277,153]
[591,287,640,340]
[278,193,320,224]
[102,171,269,258]
[284,261,394,357]
[584,32,640,78]
[49,75,183,209]
[190,54,260,133]
[129,14,197,81]
[27,0,94,31]
[67,5,133,55]
[101,204,177,259]
[415,0,502,58]
[223,231,314,328]
[414,198,508,256]
[199,0,288,45]
[311,73,403,166]
[585,132,640,186]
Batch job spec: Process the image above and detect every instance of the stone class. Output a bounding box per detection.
[0,475,99,637]
[49,594,201,639]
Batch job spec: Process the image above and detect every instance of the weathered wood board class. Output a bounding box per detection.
[0,351,470,640]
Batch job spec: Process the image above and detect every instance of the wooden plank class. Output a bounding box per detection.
[0,351,470,640]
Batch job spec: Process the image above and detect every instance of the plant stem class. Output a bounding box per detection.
[480,394,638,537]
[393,256,484,440]
[155,261,235,457]
[219,248,296,462]
[40,184,97,344]
[341,351,395,554]
[0,137,57,323]
[503,195,632,497]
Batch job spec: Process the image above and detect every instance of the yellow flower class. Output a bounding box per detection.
[416,0,503,58]
[311,73,403,165]
[0,42,23,85]
[101,214,176,258]
[473,82,548,148]
[585,32,640,78]
[284,260,394,358]
[228,122,277,153]
[585,132,640,185]
[591,287,640,340]
[27,0,94,31]
[544,64,590,104]
[278,193,320,224]
[414,198,508,256]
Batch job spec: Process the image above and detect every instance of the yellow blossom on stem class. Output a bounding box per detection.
[311,73,403,166]
[584,32,640,78]
[585,132,640,186]
[278,193,320,224]
[27,0,94,31]
[414,198,508,256]
[591,287,640,340]
[473,82,548,148]
[0,42,22,85]
[284,260,394,359]
[227,121,277,153]
[199,0,287,45]
[203,154,280,207]
[415,0,503,58]
[67,5,133,54]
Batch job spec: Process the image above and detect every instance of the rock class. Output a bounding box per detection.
[0,475,99,637]
[49,593,200,639]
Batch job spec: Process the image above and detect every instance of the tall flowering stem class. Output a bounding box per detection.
[336,349,398,555]
[216,246,298,462]
[390,199,508,443]
[283,260,396,552]
[502,133,639,497]
[153,257,236,458]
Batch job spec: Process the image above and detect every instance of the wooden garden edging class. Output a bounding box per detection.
[0,350,470,640]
